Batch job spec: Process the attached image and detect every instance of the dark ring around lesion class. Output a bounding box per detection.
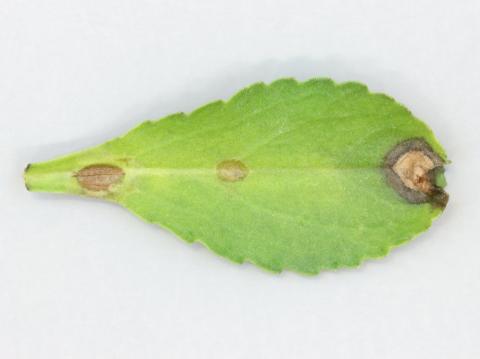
[384,138,449,208]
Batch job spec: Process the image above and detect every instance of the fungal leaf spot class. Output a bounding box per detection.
[75,164,124,192]
[216,160,249,182]
[384,138,448,207]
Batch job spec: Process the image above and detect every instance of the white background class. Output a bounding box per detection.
[1,1,479,358]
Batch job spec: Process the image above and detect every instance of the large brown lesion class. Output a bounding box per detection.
[74,164,125,192]
[384,139,448,208]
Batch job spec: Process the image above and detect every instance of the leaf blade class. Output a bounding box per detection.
[25,78,448,274]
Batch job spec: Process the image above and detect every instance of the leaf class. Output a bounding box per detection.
[24,78,448,274]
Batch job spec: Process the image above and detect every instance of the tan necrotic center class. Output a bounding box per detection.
[392,150,434,193]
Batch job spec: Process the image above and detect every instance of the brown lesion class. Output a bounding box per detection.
[74,164,125,192]
[217,159,249,182]
[384,139,448,208]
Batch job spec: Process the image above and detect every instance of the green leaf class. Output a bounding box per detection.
[24,78,448,274]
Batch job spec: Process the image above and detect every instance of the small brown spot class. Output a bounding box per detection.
[216,159,249,182]
[75,164,124,191]
[117,157,132,164]
[384,138,448,208]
